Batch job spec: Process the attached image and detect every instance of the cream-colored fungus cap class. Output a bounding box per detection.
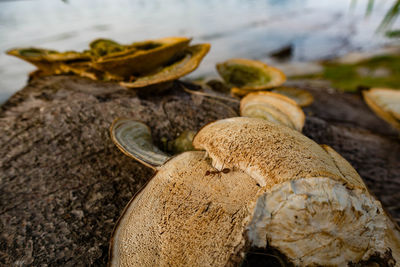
[363,88,400,131]
[193,117,352,189]
[240,92,305,131]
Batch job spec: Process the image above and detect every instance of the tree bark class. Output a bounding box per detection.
[0,76,399,266]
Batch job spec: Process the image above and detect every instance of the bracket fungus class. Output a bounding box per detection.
[110,119,197,169]
[119,43,210,89]
[216,58,286,97]
[110,119,170,170]
[6,48,91,75]
[362,88,400,131]
[240,91,305,131]
[92,37,191,77]
[7,37,210,91]
[109,116,400,266]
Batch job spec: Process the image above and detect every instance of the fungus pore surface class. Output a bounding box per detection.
[111,117,398,266]
[110,151,260,266]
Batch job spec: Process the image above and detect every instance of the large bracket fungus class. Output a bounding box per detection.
[109,117,400,266]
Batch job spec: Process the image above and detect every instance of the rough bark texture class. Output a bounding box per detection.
[0,75,399,266]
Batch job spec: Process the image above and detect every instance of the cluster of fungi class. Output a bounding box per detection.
[7,37,209,90]
[8,36,400,266]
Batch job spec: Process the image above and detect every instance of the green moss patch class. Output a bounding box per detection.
[220,64,271,87]
[296,54,400,92]
[89,39,126,58]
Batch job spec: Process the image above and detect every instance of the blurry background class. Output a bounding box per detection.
[0,0,399,102]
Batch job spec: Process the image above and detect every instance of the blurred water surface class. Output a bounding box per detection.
[0,0,399,102]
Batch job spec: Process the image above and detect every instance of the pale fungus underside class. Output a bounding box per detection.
[110,117,399,266]
[240,91,305,132]
[7,37,210,91]
[363,88,400,131]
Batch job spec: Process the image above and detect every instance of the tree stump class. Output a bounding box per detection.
[0,76,399,266]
